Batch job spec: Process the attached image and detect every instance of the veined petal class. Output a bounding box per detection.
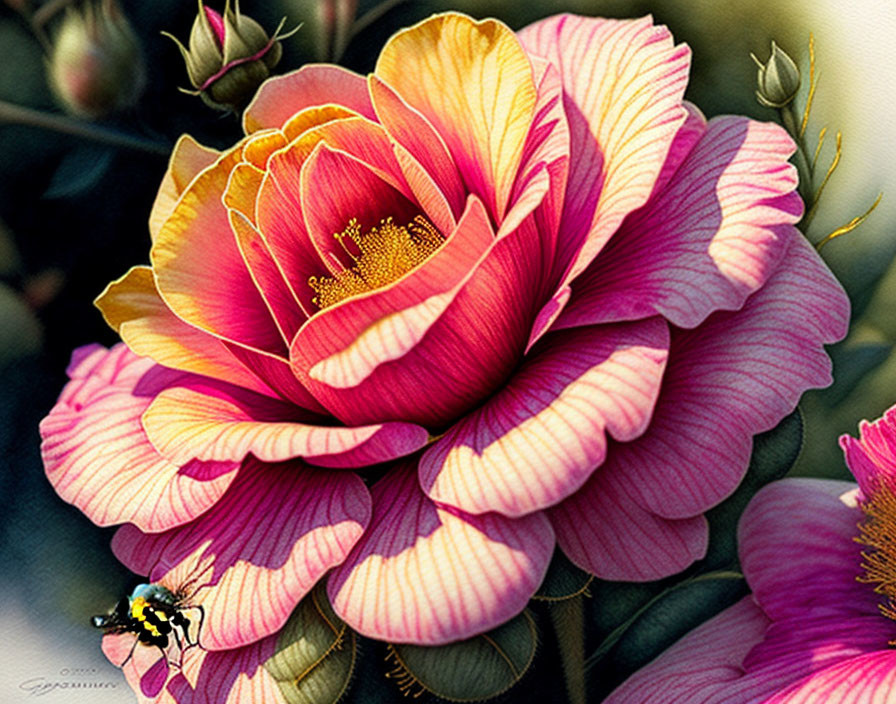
[112,458,371,650]
[96,266,278,398]
[518,14,690,284]
[149,134,219,242]
[557,116,802,329]
[141,380,429,468]
[327,463,554,644]
[612,233,849,519]
[376,13,537,221]
[39,344,238,532]
[767,651,896,704]
[841,406,896,497]
[243,64,375,134]
[420,318,669,517]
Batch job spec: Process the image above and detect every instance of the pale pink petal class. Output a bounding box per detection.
[327,463,553,644]
[141,379,429,467]
[243,64,375,133]
[605,597,774,704]
[768,651,896,704]
[375,13,537,221]
[112,458,370,650]
[556,117,802,329]
[739,479,875,621]
[518,14,690,283]
[841,406,896,496]
[40,344,238,532]
[419,318,669,517]
[610,233,849,519]
[549,463,707,580]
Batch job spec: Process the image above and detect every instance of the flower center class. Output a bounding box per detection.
[856,481,896,632]
[308,215,443,309]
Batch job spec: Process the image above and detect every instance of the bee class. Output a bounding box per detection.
[92,583,204,666]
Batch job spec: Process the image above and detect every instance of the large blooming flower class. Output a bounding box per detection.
[607,405,896,703]
[42,7,847,675]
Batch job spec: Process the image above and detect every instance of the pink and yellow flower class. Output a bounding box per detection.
[607,406,896,703]
[40,9,848,698]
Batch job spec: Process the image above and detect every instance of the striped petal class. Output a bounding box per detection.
[557,116,802,330]
[141,379,429,468]
[112,458,370,650]
[419,318,669,517]
[768,651,896,704]
[841,406,896,497]
[518,14,690,283]
[39,344,238,532]
[327,463,554,644]
[376,13,537,221]
[613,233,849,519]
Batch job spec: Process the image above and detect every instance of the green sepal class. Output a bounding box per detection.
[532,548,592,602]
[385,610,538,702]
[263,584,357,704]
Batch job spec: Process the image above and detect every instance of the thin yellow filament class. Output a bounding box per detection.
[856,482,896,635]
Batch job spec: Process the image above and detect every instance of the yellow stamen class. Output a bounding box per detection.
[308,215,443,309]
[856,482,896,637]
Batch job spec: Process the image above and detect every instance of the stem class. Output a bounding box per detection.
[0,100,170,156]
[549,595,586,704]
[348,0,408,42]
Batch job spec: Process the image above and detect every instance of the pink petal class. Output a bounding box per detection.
[549,463,707,581]
[419,318,669,517]
[327,463,554,644]
[112,458,371,650]
[40,344,238,532]
[841,406,896,496]
[141,379,429,467]
[607,233,849,519]
[767,651,896,704]
[243,64,375,134]
[739,479,875,621]
[557,116,802,329]
[518,14,690,284]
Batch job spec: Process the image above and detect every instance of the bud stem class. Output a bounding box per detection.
[0,100,169,156]
[549,595,587,704]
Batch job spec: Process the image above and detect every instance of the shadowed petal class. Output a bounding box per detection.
[112,458,371,650]
[420,319,669,517]
[40,344,239,532]
[327,463,554,644]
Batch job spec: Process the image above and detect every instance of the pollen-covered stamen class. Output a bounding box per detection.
[855,481,896,634]
[308,215,444,309]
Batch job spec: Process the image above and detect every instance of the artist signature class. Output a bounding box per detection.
[18,668,119,697]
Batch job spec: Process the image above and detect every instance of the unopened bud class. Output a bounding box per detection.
[164,0,297,112]
[751,41,801,109]
[47,0,145,119]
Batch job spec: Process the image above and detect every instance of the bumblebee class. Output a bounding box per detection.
[92,583,202,662]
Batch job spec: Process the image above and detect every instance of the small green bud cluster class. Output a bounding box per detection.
[751,41,801,109]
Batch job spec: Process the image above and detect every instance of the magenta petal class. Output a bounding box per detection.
[549,463,707,581]
[39,344,238,532]
[611,233,849,519]
[112,458,371,650]
[142,379,429,468]
[327,463,554,644]
[420,319,669,517]
[557,116,802,329]
[766,651,896,704]
[841,406,896,497]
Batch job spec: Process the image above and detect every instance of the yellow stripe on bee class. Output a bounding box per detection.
[131,597,147,621]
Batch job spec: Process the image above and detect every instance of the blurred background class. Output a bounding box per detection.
[0,0,893,701]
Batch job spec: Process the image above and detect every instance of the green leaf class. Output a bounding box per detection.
[263,584,357,704]
[821,341,893,406]
[532,548,593,602]
[386,610,538,702]
[44,146,115,200]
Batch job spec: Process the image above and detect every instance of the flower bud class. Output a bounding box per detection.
[164,0,296,112]
[47,0,145,119]
[751,41,801,109]
[286,0,358,61]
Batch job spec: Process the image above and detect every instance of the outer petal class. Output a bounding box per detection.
[327,463,554,645]
[419,318,669,517]
[149,135,219,241]
[841,406,896,497]
[243,64,375,133]
[375,13,537,221]
[112,458,371,650]
[739,479,875,621]
[548,463,708,581]
[141,379,430,468]
[518,14,690,283]
[613,233,849,519]
[39,344,238,532]
[557,116,802,329]
[768,651,896,704]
